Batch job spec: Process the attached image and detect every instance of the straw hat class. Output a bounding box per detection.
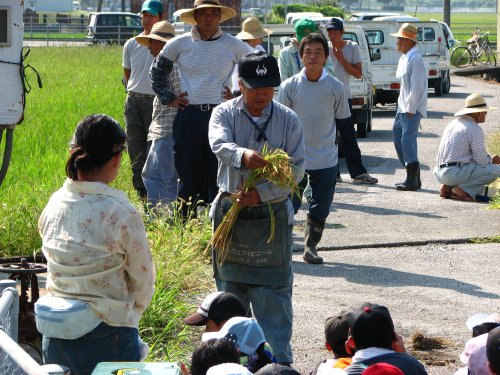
[390,23,418,43]
[236,17,273,40]
[177,0,237,25]
[135,21,175,46]
[454,93,496,117]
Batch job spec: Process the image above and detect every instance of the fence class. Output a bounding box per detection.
[0,282,49,375]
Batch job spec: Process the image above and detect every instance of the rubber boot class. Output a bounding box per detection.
[417,164,422,189]
[396,162,420,191]
[303,215,324,264]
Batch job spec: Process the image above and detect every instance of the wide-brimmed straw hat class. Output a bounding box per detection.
[454,93,496,117]
[390,23,418,43]
[236,17,273,40]
[135,21,175,46]
[177,0,237,25]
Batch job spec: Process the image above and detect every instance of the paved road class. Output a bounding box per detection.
[291,74,500,374]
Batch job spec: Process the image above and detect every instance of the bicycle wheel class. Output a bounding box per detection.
[477,48,489,64]
[451,47,471,68]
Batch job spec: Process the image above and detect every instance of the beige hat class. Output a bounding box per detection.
[236,17,273,40]
[177,0,237,26]
[390,23,418,43]
[135,21,175,46]
[455,93,496,117]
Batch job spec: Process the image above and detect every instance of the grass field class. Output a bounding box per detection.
[0,45,212,363]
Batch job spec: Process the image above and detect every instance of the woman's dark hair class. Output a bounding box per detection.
[299,32,329,58]
[190,339,240,375]
[65,114,126,180]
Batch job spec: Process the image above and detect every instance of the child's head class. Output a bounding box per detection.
[190,339,240,375]
[325,311,351,357]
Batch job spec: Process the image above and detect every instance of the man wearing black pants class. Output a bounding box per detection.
[150,0,251,216]
[326,17,377,185]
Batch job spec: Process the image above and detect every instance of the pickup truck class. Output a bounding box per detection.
[262,23,377,137]
[354,20,452,105]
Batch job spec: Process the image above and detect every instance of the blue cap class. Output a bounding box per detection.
[326,17,344,31]
[141,0,163,16]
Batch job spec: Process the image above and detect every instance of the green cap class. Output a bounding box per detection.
[295,18,317,42]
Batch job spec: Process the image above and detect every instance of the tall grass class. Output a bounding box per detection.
[0,45,213,361]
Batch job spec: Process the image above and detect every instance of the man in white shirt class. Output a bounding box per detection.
[391,23,428,191]
[434,93,500,201]
[122,0,162,198]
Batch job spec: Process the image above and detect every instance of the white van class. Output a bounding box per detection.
[285,12,323,25]
[355,20,451,105]
[347,12,411,21]
[267,22,376,137]
[317,22,377,137]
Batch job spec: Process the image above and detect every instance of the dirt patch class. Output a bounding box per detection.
[407,332,460,367]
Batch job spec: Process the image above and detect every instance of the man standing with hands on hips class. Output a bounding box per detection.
[391,23,427,191]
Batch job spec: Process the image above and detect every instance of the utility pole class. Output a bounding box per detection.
[443,0,450,26]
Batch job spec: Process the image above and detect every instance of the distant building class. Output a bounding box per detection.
[25,0,73,12]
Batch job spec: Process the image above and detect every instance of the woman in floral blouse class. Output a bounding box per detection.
[38,114,156,375]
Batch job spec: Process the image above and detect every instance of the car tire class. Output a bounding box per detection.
[434,78,443,97]
[442,71,451,94]
[367,108,373,132]
[357,122,368,138]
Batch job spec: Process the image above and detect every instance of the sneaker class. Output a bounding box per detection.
[353,173,378,184]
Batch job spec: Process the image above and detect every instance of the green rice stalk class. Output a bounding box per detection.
[207,145,299,266]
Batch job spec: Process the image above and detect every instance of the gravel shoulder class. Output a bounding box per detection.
[290,75,500,374]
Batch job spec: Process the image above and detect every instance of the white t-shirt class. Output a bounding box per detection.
[122,36,156,95]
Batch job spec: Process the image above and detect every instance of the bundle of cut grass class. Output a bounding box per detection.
[207,144,299,266]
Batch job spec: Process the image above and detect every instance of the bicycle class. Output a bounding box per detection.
[451,30,497,68]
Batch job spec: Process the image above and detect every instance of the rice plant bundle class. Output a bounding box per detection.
[208,144,299,266]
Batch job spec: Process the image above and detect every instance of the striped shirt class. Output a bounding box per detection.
[147,63,181,141]
[151,27,251,105]
[436,115,491,166]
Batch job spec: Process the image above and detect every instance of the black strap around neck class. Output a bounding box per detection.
[242,102,274,142]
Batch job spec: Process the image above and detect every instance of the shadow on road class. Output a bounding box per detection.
[292,261,500,299]
[333,201,445,218]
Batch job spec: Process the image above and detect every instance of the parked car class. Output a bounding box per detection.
[347,12,411,21]
[285,12,323,25]
[86,12,143,44]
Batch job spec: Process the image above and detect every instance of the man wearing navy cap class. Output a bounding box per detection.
[123,0,163,199]
[208,51,305,365]
[326,17,378,185]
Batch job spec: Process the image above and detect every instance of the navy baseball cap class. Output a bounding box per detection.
[326,17,344,31]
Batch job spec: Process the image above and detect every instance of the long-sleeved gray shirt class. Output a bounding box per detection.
[208,96,305,204]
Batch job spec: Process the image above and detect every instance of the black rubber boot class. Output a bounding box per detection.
[303,215,324,264]
[396,162,420,191]
[417,164,422,189]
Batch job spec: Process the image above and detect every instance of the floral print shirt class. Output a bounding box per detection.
[38,179,156,328]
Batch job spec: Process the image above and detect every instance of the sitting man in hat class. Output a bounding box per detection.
[208,51,305,365]
[434,93,500,201]
[150,0,251,217]
[135,21,187,209]
[123,0,163,199]
[278,18,335,81]
[391,23,428,191]
[344,303,428,375]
